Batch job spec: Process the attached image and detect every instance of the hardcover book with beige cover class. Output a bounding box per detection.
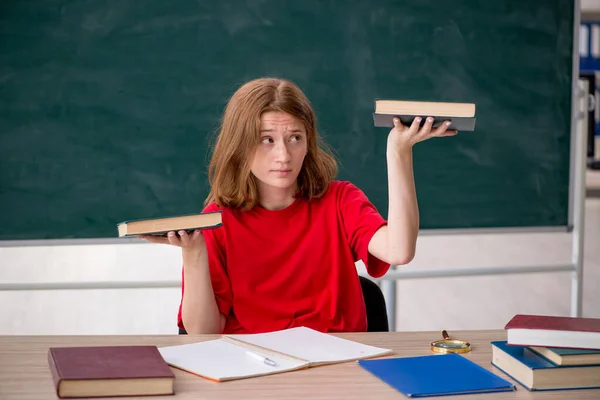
[373,99,476,131]
[117,211,222,237]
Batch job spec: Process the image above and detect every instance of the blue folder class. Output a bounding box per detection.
[358,354,516,398]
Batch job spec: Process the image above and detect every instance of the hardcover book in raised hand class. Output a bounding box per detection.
[373,99,476,131]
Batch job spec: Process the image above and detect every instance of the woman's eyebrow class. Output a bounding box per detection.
[259,128,304,133]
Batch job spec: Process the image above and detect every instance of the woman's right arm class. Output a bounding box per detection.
[140,230,225,334]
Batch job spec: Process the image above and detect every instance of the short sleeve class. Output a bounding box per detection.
[337,181,390,278]
[177,202,232,330]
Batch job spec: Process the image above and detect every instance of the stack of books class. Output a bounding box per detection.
[491,314,600,391]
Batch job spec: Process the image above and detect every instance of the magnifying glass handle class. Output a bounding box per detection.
[441,330,451,340]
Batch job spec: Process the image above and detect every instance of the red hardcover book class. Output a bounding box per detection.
[505,314,600,350]
[48,345,175,398]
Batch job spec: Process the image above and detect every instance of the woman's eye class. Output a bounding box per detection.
[261,137,274,144]
[290,135,302,142]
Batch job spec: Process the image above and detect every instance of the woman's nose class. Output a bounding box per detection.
[275,142,291,162]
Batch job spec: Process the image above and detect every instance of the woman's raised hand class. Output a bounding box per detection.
[388,116,458,153]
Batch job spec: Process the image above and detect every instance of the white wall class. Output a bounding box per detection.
[2,210,598,335]
[0,242,183,335]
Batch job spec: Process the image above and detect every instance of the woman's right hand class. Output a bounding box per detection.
[138,230,207,258]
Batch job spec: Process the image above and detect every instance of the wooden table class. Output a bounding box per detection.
[1,330,598,399]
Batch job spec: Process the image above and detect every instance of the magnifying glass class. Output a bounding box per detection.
[430,330,471,354]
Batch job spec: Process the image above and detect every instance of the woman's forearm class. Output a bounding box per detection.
[181,251,222,334]
[385,146,419,265]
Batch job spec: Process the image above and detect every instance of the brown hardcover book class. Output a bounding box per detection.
[373,99,476,131]
[47,345,175,398]
[117,211,222,237]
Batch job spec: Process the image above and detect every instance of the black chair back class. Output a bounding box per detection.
[359,276,389,332]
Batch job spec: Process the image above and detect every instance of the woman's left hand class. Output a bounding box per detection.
[388,116,458,153]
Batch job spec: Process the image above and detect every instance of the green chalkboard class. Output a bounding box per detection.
[0,0,575,240]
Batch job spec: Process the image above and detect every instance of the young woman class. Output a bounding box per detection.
[140,77,456,334]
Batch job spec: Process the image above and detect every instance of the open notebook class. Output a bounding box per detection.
[158,326,393,382]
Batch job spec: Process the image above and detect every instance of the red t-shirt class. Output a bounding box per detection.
[177,180,389,334]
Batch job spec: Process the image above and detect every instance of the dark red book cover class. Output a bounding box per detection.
[505,314,600,332]
[48,345,175,397]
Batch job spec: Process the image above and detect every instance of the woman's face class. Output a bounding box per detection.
[250,111,308,198]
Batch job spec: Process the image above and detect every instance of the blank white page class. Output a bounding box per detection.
[226,326,392,366]
[158,339,308,382]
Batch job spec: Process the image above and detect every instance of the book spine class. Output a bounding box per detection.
[47,349,63,398]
